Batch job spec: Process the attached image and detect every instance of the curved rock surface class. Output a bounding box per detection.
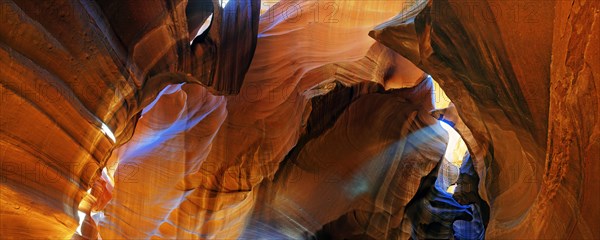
[243,78,447,239]
[0,0,598,239]
[370,0,599,238]
[96,0,417,238]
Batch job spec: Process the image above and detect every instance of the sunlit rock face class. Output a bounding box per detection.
[1,0,598,239]
[241,79,448,239]
[96,84,227,239]
[371,0,600,238]
[0,0,147,237]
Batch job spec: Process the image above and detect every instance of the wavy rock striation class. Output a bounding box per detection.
[370,0,599,238]
[1,0,598,239]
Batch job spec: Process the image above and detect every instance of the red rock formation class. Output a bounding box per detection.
[97,84,227,239]
[95,1,420,238]
[0,0,255,238]
[1,0,598,239]
[244,79,450,239]
[370,0,599,238]
[0,0,142,237]
[542,1,600,237]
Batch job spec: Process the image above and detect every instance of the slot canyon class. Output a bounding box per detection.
[0,0,598,239]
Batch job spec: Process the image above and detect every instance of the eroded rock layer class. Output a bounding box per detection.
[94,1,420,238]
[370,0,599,238]
[0,0,598,239]
[244,78,449,239]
